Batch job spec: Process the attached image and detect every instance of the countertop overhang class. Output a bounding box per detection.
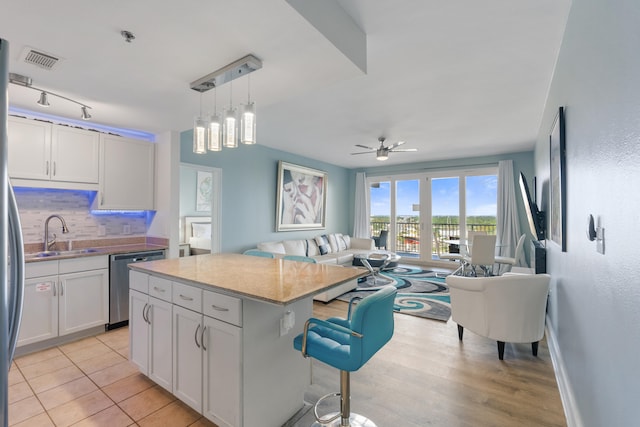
[129,253,367,305]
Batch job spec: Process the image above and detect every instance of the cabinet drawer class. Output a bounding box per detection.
[59,255,108,273]
[149,276,172,302]
[130,271,148,293]
[26,260,58,279]
[203,291,242,327]
[172,282,202,312]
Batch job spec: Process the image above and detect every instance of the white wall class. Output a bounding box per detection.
[148,131,180,258]
[535,0,640,425]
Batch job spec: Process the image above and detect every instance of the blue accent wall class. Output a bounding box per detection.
[181,128,534,254]
[180,131,352,253]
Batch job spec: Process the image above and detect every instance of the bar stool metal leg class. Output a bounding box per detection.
[311,371,377,427]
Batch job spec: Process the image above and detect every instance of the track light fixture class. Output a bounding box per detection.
[37,91,50,107]
[9,73,93,120]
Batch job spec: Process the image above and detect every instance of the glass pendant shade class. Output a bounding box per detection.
[193,117,207,154]
[240,102,256,145]
[223,108,238,148]
[208,114,222,151]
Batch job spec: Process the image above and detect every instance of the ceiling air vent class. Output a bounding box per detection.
[20,48,61,70]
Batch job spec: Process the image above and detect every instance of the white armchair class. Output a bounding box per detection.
[445,273,551,360]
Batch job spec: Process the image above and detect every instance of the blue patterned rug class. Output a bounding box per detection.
[337,265,451,322]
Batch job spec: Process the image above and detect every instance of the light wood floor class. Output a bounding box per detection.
[8,298,566,427]
[294,300,567,427]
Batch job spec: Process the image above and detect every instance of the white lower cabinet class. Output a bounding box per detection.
[131,272,241,427]
[172,305,203,411]
[58,268,109,335]
[129,273,173,392]
[20,273,59,346]
[18,257,108,347]
[202,315,241,427]
[172,299,242,427]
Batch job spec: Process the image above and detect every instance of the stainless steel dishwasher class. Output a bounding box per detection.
[108,250,165,329]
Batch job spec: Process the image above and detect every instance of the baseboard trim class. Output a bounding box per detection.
[546,315,584,427]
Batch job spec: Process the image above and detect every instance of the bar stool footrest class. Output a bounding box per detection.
[310,412,377,427]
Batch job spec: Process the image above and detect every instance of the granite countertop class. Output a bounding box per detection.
[129,253,366,305]
[24,243,167,263]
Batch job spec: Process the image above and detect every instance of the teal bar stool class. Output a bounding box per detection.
[242,249,275,258]
[293,286,397,427]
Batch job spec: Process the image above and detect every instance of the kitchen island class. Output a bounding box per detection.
[128,253,365,427]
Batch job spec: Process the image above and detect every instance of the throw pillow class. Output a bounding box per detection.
[342,235,351,249]
[336,233,348,251]
[306,239,319,256]
[282,240,306,256]
[327,234,339,252]
[315,235,330,255]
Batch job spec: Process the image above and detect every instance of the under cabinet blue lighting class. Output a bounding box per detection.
[90,209,148,217]
[9,107,156,142]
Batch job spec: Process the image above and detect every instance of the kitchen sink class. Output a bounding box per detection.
[26,248,100,259]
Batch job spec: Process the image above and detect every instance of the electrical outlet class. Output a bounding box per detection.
[123,224,131,235]
[98,225,106,236]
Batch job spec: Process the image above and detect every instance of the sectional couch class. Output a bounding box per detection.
[256,233,375,301]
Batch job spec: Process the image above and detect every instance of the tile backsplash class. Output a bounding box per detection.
[15,188,148,245]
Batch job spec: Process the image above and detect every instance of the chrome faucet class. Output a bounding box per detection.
[44,214,69,251]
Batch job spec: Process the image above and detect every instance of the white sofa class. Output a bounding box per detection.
[256,233,375,301]
[257,233,374,265]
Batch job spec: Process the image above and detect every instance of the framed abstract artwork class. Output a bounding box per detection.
[196,170,213,212]
[276,161,327,231]
[549,106,567,251]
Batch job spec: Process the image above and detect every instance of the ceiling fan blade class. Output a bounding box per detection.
[387,140,406,150]
[355,144,376,150]
[390,148,418,152]
[350,151,375,155]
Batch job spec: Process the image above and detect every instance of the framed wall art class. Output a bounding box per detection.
[196,170,213,212]
[549,106,567,251]
[276,161,327,231]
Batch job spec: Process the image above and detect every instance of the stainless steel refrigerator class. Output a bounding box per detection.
[1,38,26,427]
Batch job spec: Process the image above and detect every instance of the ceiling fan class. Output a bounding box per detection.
[351,137,417,161]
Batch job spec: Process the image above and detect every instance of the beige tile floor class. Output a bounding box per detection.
[8,327,218,427]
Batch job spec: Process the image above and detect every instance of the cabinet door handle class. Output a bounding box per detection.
[52,281,56,297]
[52,161,56,176]
[201,326,207,351]
[45,161,49,176]
[194,324,201,348]
[179,294,194,301]
[211,304,229,312]
[59,281,64,296]
[142,303,147,323]
[145,304,152,324]
[153,286,165,292]
[100,193,104,206]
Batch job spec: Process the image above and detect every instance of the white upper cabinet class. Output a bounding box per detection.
[51,125,100,183]
[8,116,100,186]
[99,135,155,210]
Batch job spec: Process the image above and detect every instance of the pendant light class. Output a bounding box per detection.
[193,93,207,154]
[223,81,238,148]
[190,55,262,152]
[207,88,222,152]
[240,75,256,145]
